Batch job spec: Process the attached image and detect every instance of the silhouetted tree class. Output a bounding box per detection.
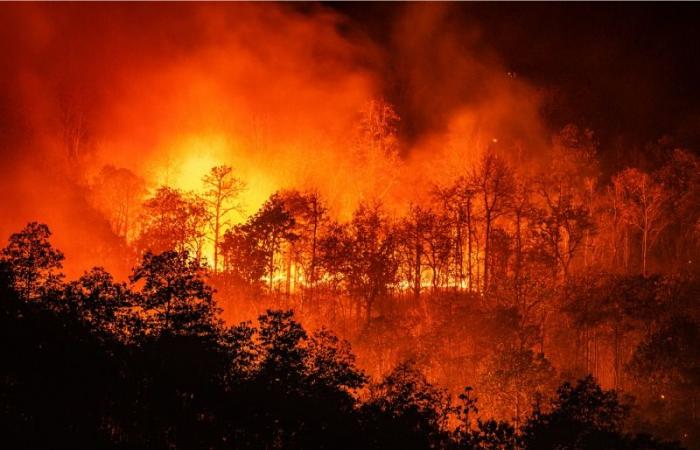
[317,221,352,293]
[63,267,133,338]
[256,309,308,386]
[480,348,555,429]
[277,189,328,299]
[136,187,211,259]
[656,150,700,274]
[202,165,246,273]
[628,316,700,447]
[90,165,147,241]
[130,250,219,336]
[0,220,689,450]
[453,387,520,450]
[472,153,514,292]
[306,328,367,392]
[220,224,268,290]
[1,222,64,300]
[530,190,594,282]
[523,376,629,450]
[244,193,299,294]
[396,205,432,298]
[344,203,398,323]
[363,361,452,450]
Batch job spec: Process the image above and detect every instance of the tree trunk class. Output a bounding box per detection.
[642,218,649,277]
[456,211,464,290]
[268,247,275,295]
[466,198,473,292]
[414,239,421,299]
[310,202,318,300]
[213,200,221,273]
[514,210,523,304]
[285,253,292,298]
[483,212,492,292]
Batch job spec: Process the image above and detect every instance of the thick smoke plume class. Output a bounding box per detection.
[0,3,547,275]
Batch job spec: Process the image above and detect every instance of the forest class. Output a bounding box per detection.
[1,3,700,449]
[0,219,691,449]
[2,108,700,449]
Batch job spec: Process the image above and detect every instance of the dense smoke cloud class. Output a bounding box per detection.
[371,3,548,209]
[0,3,548,275]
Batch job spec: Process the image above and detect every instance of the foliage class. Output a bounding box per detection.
[0,222,64,300]
[0,218,693,450]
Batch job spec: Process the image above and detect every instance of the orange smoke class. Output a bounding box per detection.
[0,3,549,276]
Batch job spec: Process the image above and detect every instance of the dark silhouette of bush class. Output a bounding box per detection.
[0,223,686,450]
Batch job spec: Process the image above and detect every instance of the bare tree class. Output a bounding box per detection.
[613,168,669,276]
[510,176,534,303]
[202,166,246,273]
[472,153,514,292]
[531,185,594,282]
[90,165,147,242]
[397,205,430,298]
[433,177,477,291]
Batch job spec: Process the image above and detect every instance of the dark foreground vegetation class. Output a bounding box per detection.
[0,222,687,450]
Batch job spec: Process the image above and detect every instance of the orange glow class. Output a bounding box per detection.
[1,5,699,439]
[157,134,276,217]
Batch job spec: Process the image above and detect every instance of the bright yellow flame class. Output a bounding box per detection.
[149,132,282,265]
[167,134,228,192]
[158,133,278,215]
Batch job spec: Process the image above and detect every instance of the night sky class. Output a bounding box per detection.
[331,3,700,157]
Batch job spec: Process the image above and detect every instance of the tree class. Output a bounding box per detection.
[530,126,599,282]
[130,250,219,336]
[472,153,514,292]
[219,224,268,290]
[1,222,64,300]
[344,203,398,323]
[317,221,352,293]
[241,193,299,294]
[531,189,594,282]
[396,205,432,298]
[480,348,555,429]
[90,165,147,241]
[453,387,520,450]
[434,177,479,291]
[600,182,627,272]
[202,165,246,274]
[306,328,367,392]
[522,376,629,450]
[628,316,700,446]
[613,168,669,276]
[426,216,453,292]
[220,321,259,381]
[363,361,451,450]
[655,149,700,274]
[276,189,328,298]
[63,267,133,337]
[629,316,700,392]
[136,187,211,260]
[256,309,309,387]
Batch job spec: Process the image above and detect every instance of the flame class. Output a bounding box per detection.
[0,3,547,278]
[155,133,277,219]
[169,136,225,192]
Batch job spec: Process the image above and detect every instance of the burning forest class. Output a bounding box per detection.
[1,3,700,449]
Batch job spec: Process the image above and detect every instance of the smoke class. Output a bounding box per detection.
[387,4,548,209]
[0,3,550,275]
